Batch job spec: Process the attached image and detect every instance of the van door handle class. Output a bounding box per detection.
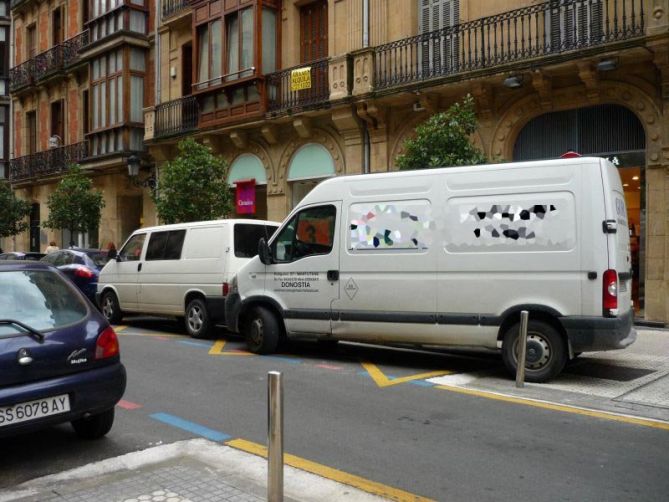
[327,270,339,281]
[137,263,142,272]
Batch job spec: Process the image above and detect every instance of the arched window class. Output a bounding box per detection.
[287,143,335,207]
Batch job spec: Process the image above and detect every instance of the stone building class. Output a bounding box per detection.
[5,0,669,324]
[6,0,155,252]
[0,1,8,185]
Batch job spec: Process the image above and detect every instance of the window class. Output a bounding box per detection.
[234,224,278,258]
[50,100,64,142]
[146,230,186,261]
[26,24,37,59]
[26,111,37,155]
[0,105,6,179]
[130,76,144,122]
[91,50,124,132]
[119,233,145,261]
[52,7,63,45]
[271,205,336,262]
[0,27,7,75]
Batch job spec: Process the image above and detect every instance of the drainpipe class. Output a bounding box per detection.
[155,0,161,105]
[361,0,371,174]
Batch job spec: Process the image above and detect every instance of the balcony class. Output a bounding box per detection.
[374,0,646,91]
[266,58,330,116]
[162,0,191,20]
[154,96,199,139]
[10,0,31,11]
[9,142,89,183]
[9,31,89,93]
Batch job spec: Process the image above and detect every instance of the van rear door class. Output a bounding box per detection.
[600,159,632,315]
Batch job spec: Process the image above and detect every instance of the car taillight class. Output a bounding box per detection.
[96,326,119,359]
[75,266,94,279]
[222,282,230,296]
[603,269,618,317]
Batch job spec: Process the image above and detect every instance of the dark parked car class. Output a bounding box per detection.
[0,252,45,261]
[0,261,126,439]
[41,249,110,304]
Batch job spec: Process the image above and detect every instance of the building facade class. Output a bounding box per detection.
[5,0,155,252]
[0,1,10,182]
[5,0,669,324]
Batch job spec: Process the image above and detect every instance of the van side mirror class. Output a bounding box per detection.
[115,254,122,262]
[258,238,272,265]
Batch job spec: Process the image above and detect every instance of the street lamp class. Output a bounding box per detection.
[127,154,156,191]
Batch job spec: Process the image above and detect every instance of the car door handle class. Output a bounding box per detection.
[137,263,142,272]
[327,270,339,281]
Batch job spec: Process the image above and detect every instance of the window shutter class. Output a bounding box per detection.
[591,0,603,42]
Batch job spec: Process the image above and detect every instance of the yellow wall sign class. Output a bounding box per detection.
[291,67,312,91]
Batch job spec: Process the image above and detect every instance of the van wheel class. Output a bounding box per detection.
[100,291,123,324]
[502,319,567,383]
[245,306,280,354]
[185,298,211,338]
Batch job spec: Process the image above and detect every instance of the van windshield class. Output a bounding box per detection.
[234,224,278,258]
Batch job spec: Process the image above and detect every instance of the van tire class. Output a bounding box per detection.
[100,291,123,324]
[185,298,211,338]
[501,319,567,383]
[245,306,280,354]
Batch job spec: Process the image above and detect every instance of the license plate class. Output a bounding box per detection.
[0,394,70,427]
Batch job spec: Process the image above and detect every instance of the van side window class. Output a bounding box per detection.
[146,230,187,261]
[119,233,146,261]
[234,224,279,258]
[272,205,336,262]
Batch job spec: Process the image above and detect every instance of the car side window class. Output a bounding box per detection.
[271,205,336,263]
[145,230,186,261]
[119,234,146,261]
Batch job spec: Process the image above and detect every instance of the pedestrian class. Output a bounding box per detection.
[107,242,117,260]
[45,241,59,254]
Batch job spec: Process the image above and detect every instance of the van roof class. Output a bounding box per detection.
[134,218,280,234]
[301,157,607,206]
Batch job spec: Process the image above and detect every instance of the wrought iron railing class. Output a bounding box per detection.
[374,0,645,90]
[154,96,199,139]
[9,142,89,183]
[266,58,330,113]
[162,0,191,19]
[63,31,89,66]
[9,59,34,92]
[33,45,64,82]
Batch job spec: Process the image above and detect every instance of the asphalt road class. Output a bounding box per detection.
[1,318,668,501]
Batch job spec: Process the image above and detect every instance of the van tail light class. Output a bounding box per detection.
[603,269,618,317]
[74,266,94,279]
[96,326,120,359]
[222,282,230,296]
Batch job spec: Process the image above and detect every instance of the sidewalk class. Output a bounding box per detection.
[0,439,389,502]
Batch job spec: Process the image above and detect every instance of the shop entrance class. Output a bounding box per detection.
[513,104,646,315]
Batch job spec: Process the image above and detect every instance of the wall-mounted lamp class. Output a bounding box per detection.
[596,59,617,72]
[503,76,523,88]
[127,154,156,191]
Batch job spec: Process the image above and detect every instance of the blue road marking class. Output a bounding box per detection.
[178,340,213,349]
[150,413,231,442]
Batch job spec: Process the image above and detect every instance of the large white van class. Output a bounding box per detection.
[225,158,636,382]
[97,219,278,337]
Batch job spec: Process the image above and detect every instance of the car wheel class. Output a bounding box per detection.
[501,319,567,383]
[245,306,280,354]
[185,298,211,338]
[101,291,123,324]
[72,408,115,439]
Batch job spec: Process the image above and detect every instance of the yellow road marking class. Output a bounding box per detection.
[361,361,451,388]
[208,340,253,356]
[435,384,669,431]
[113,325,127,332]
[227,438,434,502]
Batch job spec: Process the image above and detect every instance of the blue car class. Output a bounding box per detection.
[0,261,126,439]
[41,248,110,304]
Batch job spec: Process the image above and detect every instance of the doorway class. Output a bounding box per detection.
[182,42,193,96]
[29,203,40,252]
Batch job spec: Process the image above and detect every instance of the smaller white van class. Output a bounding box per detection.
[97,219,278,337]
[225,158,636,382]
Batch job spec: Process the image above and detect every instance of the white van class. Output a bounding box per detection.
[225,158,636,382]
[97,219,278,337]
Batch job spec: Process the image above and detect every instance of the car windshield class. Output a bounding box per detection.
[234,224,279,258]
[85,251,109,269]
[0,270,88,336]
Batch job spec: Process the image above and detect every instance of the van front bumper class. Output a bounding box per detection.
[225,292,242,333]
[559,309,636,352]
[205,296,227,324]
